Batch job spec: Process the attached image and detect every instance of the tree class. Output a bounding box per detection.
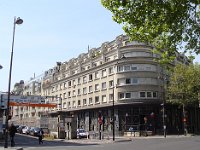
[101,0,200,63]
[167,63,200,105]
[167,63,200,135]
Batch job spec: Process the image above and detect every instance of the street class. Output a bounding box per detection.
[1,134,200,150]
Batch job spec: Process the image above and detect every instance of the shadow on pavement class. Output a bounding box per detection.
[0,134,98,148]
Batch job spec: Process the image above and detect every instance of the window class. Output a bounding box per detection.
[89,98,93,104]
[83,87,87,94]
[68,102,71,107]
[102,82,106,90]
[95,96,100,103]
[78,89,81,95]
[83,76,87,83]
[118,66,123,72]
[124,65,131,71]
[119,93,125,99]
[109,67,114,74]
[63,102,66,109]
[131,66,137,70]
[109,94,114,101]
[95,71,99,79]
[83,99,87,105]
[126,78,131,84]
[102,95,107,103]
[68,81,71,87]
[95,84,99,91]
[140,92,146,98]
[73,101,76,107]
[102,69,107,77]
[89,86,93,93]
[73,90,76,96]
[132,78,138,84]
[78,78,81,84]
[93,63,97,67]
[109,80,114,87]
[73,80,76,86]
[125,93,131,98]
[78,100,81,106]
[68,91,71,97]
[60,83,63,90]
[89,74,93,81]
[64,82,67,88]
[63,93,67,99]
[147,92,152,98]
[153,92,157,98]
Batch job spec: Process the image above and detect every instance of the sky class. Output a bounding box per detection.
[1,1,200,92]
[0,0,124,92]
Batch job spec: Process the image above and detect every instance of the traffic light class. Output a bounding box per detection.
[0,94,6,109]
[98,111,102,124]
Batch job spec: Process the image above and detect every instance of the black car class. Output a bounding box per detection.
[17,125,25,134]
[29,127,41,136]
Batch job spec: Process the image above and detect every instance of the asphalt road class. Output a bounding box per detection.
[1,134,200,150]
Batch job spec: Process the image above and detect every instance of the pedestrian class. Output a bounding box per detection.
[38,128,44,144]
[9,123,17,147]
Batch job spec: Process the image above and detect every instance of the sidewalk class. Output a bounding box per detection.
[55,134,193,144]
[0,139,23,150]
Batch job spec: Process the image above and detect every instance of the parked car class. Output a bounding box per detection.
[29,127,41,136]
[22,126,31,134]
[17,125,26,134]
[77,129,87,139]
[26,127,34,135]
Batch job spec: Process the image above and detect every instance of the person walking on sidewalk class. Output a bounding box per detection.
[38,128,44,144]
[9,123,17,147]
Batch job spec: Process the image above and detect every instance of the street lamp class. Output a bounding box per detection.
[112,55,126,141]
[4,17,23,148]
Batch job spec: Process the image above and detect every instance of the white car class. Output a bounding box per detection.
[22,126,30,134]
[77,129,87,139]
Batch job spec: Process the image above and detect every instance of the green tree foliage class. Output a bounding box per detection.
[167,63,200,105]
[101,0,200,63]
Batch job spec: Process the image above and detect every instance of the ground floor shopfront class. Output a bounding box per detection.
[48,103,200,139]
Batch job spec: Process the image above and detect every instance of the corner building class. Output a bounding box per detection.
[27,35,191,138]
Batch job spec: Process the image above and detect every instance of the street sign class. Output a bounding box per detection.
[0,94,56,108]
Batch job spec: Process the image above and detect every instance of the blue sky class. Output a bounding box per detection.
[0,0,124,92]
[1,1,200,92]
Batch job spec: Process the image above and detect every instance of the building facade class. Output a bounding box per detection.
[11,35,198,138]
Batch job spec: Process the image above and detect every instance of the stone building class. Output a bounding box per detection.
[11,35,198,138]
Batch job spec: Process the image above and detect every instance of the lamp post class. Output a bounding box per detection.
[112,55,126,141]
[4,17,23,148]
